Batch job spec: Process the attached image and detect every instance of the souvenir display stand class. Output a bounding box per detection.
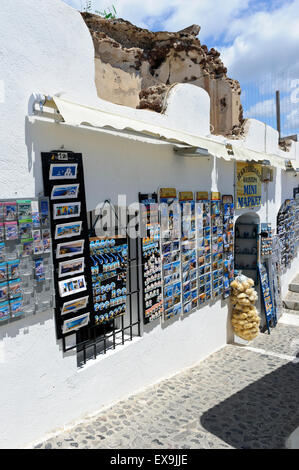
[159,188,182,321]
[196,192,212,305]
[0,198,54,323]
[277,199,297,269]
[211,194,224,298]
[179,192,198,314]
[139,193,163,324]
[222,197,235,298]
[258,262,277,333]
[41,151,93,339]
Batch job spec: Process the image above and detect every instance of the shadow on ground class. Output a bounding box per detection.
[201,360,299,449]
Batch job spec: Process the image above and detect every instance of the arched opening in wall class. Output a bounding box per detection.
[235,213,260,286]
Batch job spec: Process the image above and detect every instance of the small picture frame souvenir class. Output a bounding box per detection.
[0,301,10,322]
[58,257,85,278]
[62,312,90,334]
[61,296,89,316]
[49,163,78,180]
[53,202,81,220]
[4,202,17,221]
[5,221,18,240]
[58,275,86,298]
[55,221,82,240]
[0,282,8,301]
[51,184,79,200]
[10,296,24,318]
[0,263,7,281]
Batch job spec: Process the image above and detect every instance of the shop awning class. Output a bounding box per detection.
[34,95,287,169]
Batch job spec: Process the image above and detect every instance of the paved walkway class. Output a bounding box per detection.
[35,315,299,449]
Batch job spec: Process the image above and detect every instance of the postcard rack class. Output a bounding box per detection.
[41,151,94,339]
[0,197,54,324]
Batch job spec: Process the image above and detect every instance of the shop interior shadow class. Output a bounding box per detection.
[200,359,299,449]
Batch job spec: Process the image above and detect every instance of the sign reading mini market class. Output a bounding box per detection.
[236,162,262,209]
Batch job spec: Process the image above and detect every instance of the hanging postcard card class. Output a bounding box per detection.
[10,297,24,318]
[7,259,20,280]
[58,257,85,278]
[9,278,22,298]
[5,221,18,240]
[35,258,46,282]
[0,263,7,282]
[17,200,32,219]
[62,312,90,334]
[51,184,80,200]
[61,296,89,316]
[19,218,33,239]
[49,163,78,180]
[4,202,17,221]
[53,202,81,220]
[0,301,10,322]
[0,282,8,301]
[21,238,34,257]
[56,239,85,259]
[0,223,4,242]
[58,275,87,298]
[55,221,82,240]
[0,243,5,262]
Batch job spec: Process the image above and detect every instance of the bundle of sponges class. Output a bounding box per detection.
[230,275,260,341]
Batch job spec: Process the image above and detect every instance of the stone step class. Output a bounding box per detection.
[289,274,299,293]
[283,291,299,311]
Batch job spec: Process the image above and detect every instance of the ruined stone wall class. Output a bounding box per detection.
[82,12,244,136]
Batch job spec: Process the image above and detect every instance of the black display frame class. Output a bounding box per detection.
[41,151,94,340]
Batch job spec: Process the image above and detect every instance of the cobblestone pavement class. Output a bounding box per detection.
[35,320,299,450]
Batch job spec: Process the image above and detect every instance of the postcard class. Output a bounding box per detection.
[34,258,46,282]
[0,301,10,321]
[0,263,7,281]
[50,163,78,180]
[9,278,22,298]
[17,200,32,219]
[51,184,79,200]
[184,302,192,314]
[56,239,85,259]
[0,243,5,262]
[62,312,90,334]
[55,221,82,240]
[173,302,181,316]
[58,257,85,278]
[53,202,81,220]
[58,275,86,298]
[0,282,8,301]
[5,221,18,240]
[10,297,24,318]
[4,202,17,221]
[42,229,51,252]
[33,240,44,255]
[0,203,3,220]
[19,219,33,239]
[7,260,20,279]
[21,238,33,257]
[0,223,4,242]
[61,296,89,316]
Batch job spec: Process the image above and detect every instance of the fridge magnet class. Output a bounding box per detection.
[55,221,82,240]
[9,278,22,298]
[53,202,81,220]
[0,282,8,301]
[17,200,32,219]
[58,257,85,278]
[0,263,7,281]
[61,296,89,316]
[51,184,79,200]
[0,301,10,322]
[5,221,18,240]
[10,297,24,318]
[62,312,90,334]
[58,275,86,298]
[19,219,33,239]
[35,258,46,282]
[4,202,17,221]
[7,259,20,279]
[49,163,78,180]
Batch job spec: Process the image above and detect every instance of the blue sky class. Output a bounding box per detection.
[63,0,299,136]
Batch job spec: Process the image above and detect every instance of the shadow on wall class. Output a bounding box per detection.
[200,359,299,449]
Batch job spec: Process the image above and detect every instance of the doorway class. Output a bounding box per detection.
[234,213,260,286]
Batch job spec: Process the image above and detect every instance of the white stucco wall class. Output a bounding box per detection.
[0,0,298,449]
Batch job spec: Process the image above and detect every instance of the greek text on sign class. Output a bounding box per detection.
[236,162,262,209]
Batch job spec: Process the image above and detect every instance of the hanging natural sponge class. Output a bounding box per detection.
[230,275,260,341]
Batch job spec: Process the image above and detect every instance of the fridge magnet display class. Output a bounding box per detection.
[56,239,85,259]
[9,278,22,298]
[55,221,82,240]
[49,163,78,180]
[61,296,89,316]
[53,202,81,220]
[0,301,10,322]
[5,221,18,240]
[0,263,7,281]
[4,202,17,221]
[21,238,34,257]
[62,312,90,334]
[17,200,32,219]
[0,282,8,301]
[51,184,79,200]
[19,219,33,239]
[10,297,24,318]
[58,275,87,298]
[7,260,20,280]
[58,257,85,278]
[35,258,46,282]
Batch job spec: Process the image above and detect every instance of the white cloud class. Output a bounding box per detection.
[245,98,276,118]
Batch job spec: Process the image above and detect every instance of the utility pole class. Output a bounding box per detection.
[276,90,281,140]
